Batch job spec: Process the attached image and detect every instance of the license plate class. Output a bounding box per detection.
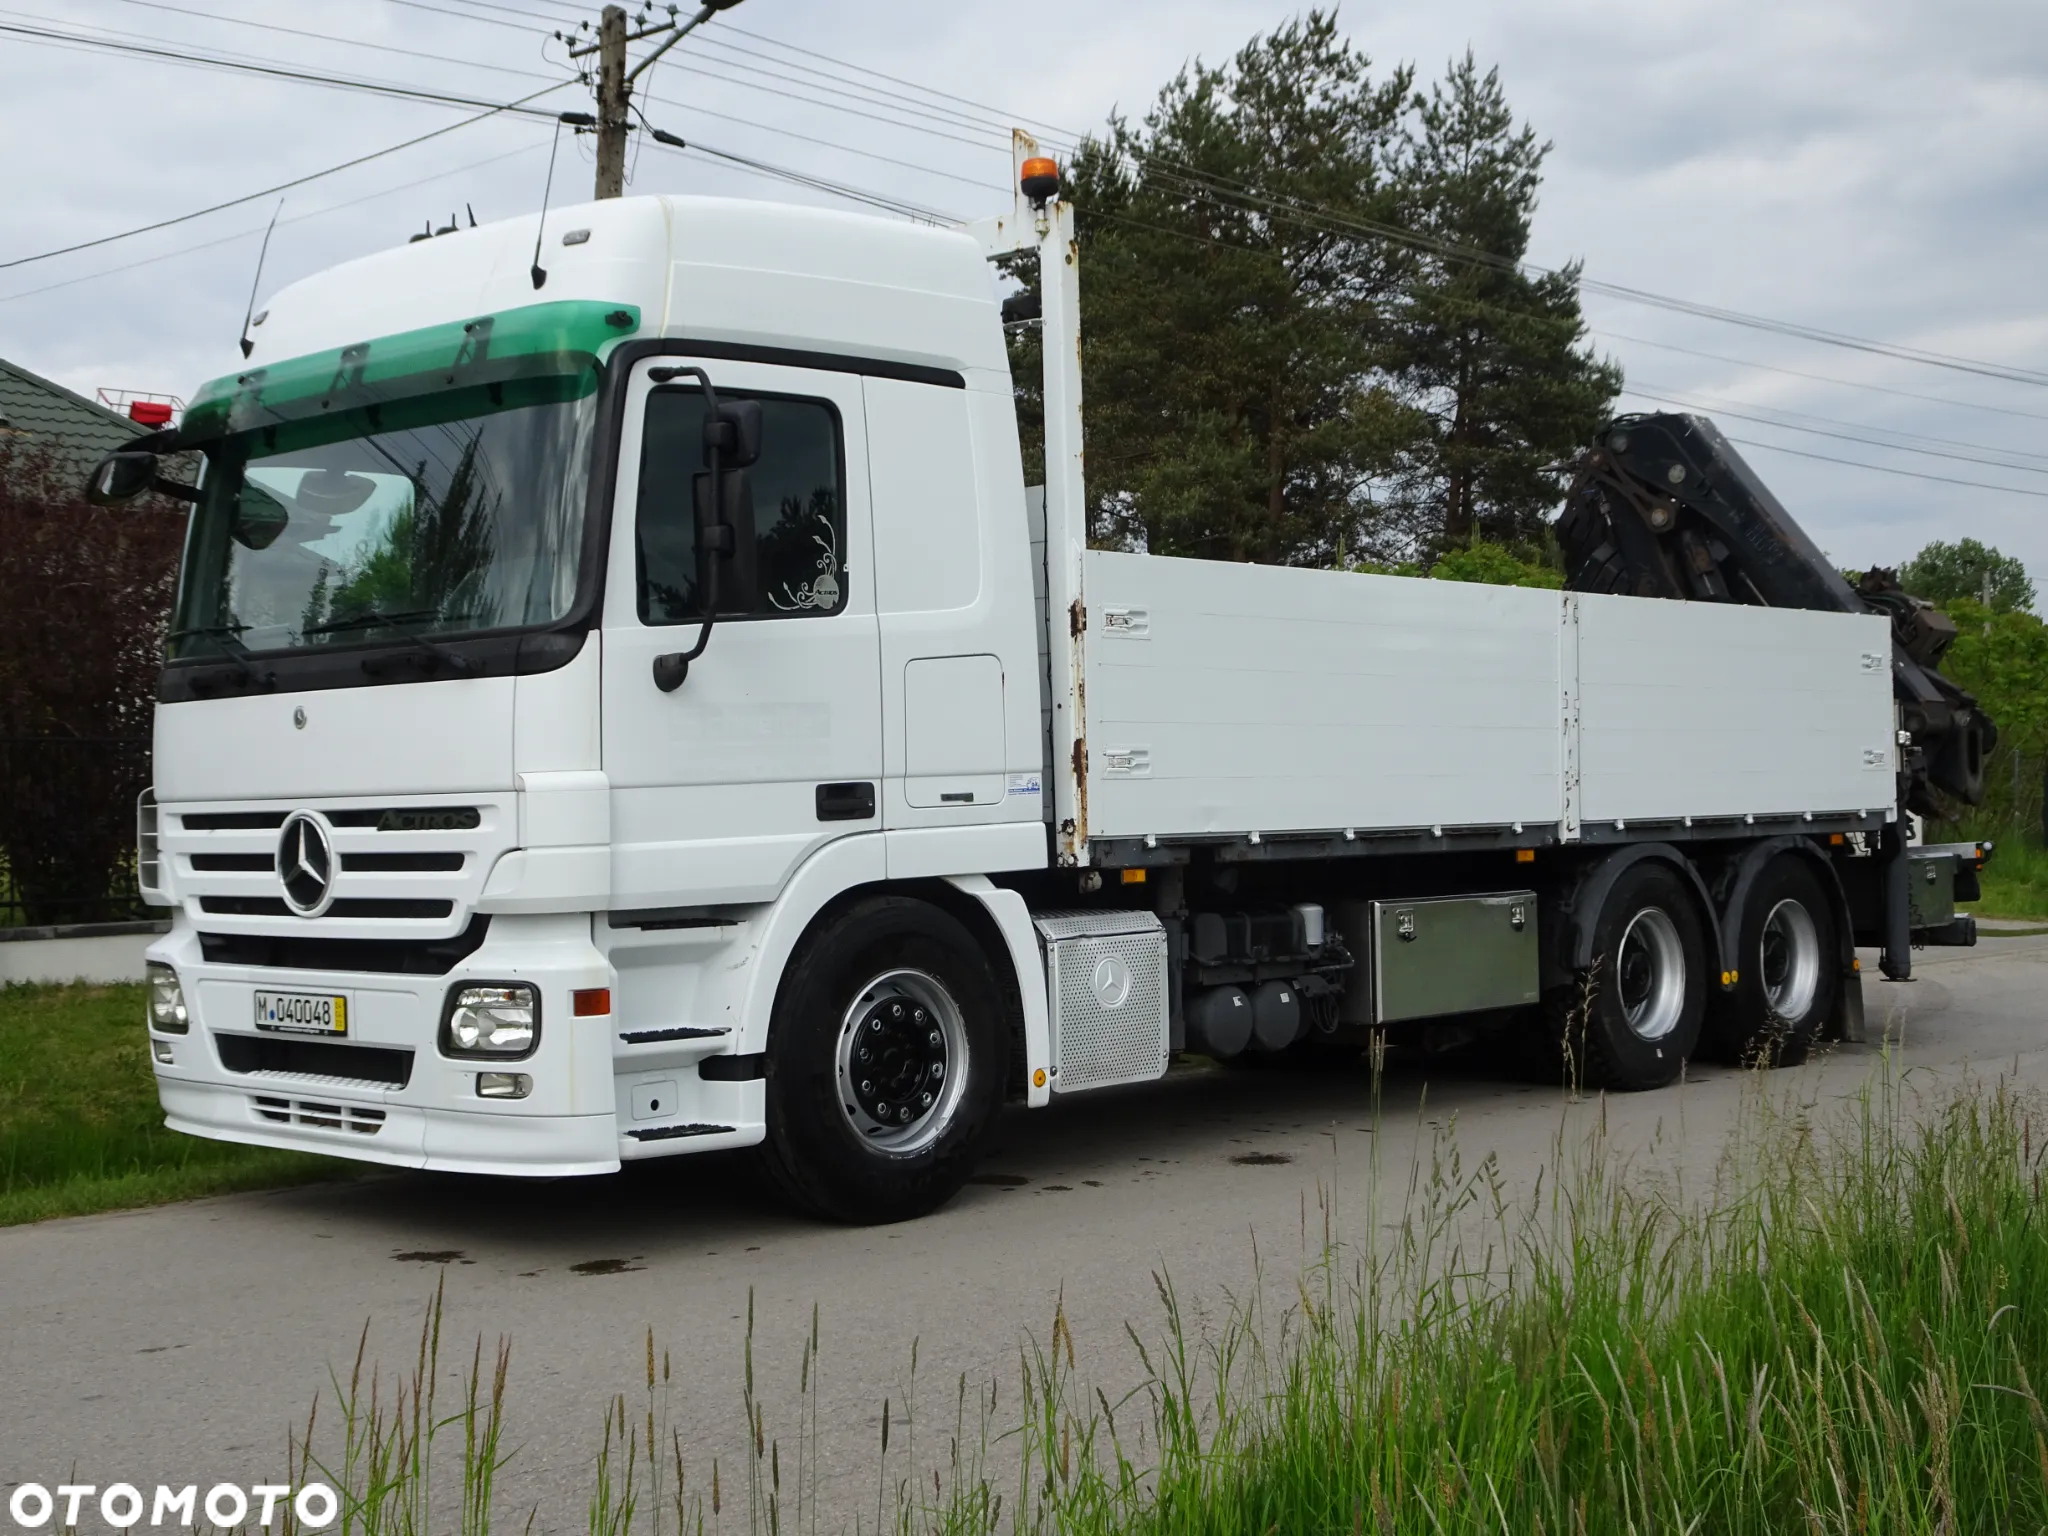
[254,991,349,1036]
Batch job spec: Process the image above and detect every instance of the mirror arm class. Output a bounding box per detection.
[652,364,727,694]
[151,476,202,504]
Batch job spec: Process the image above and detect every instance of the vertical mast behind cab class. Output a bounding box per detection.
[964,133,1090,867]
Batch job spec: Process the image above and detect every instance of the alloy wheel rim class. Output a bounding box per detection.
[1759,897,1821,1022]
[1616,906,1686,1042]
[835,968,969,1157]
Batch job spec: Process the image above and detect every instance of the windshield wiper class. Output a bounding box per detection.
[166,623,275,690]
[362,630,476,678]
[301,608,449,637]
[303,609,478,677]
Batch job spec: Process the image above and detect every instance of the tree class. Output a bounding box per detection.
[1016,14,1425,566]
[1899,538,2034,613]
[1428,539,1562,589]
[0,436,184,922]
[1013,20,1619,569]
[1379,54,1620,557]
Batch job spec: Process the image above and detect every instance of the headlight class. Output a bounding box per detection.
[441,983,539,1059]
[147,962,189,1034]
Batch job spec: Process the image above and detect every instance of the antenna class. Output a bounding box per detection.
[531,112,595,290]
[238,199,284,359]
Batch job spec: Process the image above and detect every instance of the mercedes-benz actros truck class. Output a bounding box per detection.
[89,139,1991,1222]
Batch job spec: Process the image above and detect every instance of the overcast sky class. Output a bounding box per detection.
[3,0,2045,585]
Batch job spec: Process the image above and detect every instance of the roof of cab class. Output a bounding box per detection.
[241,195,1007,390]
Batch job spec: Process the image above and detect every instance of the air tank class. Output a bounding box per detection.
[1250,979,1301,1052]
[1186,985,1253,1060]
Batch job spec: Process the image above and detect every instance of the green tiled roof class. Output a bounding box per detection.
[0,356,149,483]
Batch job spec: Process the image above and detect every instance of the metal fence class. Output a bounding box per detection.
[0,735,153,928]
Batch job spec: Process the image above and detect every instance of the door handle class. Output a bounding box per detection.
[815,782,876,822]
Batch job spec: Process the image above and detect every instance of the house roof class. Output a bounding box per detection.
[0,356,147,481]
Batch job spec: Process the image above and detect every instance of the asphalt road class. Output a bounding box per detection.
[5,937,2046,1532]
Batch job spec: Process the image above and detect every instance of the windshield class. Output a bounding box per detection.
[170,375,599,661]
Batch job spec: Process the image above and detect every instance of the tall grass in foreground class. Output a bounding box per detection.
[304,1065,2048,1534]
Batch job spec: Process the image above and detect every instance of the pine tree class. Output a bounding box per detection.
[1380,54,1620,558]
[1018,13,1423,566]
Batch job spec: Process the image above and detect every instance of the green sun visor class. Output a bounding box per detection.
[178,300,641,448]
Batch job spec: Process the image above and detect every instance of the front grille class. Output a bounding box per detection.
[252,1095,387,1134]
[341,852,465,873]
[200,896,455,920]
[199,916,491,975]
[215,1033,415,1087]
[330,898,455,919]
[182,811,288,831]
[191,853,275,872]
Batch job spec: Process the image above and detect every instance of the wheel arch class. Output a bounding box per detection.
[741,861,1046,1105]
[1549,841,1729,989]
[1712,835,1862,1042]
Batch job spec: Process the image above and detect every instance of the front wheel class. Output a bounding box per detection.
[758,897,1006,1224]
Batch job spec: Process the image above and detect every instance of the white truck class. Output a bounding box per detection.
[89,143,1986,1222]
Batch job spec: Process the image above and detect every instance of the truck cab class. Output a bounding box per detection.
[134,194,1049,1199]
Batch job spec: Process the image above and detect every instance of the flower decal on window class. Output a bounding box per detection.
[770,516,842,612]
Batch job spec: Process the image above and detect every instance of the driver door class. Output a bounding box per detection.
[601,358,881,909]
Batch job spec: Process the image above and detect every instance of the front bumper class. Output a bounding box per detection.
[145,912,622,1176]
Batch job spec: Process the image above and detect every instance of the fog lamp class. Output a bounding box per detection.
[151,1039,175,1064]
[147,962,189,1034]
[442,983,539,1058]
[476,1071,532,1100]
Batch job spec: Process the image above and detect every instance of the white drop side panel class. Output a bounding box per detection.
[1575,595,1894,824]
[1080,551,1565,841]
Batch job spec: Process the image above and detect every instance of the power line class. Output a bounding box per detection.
[720,20,1077,144]
[0,19,571,130]
[0,68,568,271]
[139,0,2036,396]
[80,0,569,86]
[1599,330,2048,426]
[0,139,552,306]
[1720,435,2048,501]
[1622,383,2048,477]
[31,2,2048,413]
[668,21,2048,392]
[65,0,1002,201]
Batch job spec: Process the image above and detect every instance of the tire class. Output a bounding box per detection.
[757,896,1006,1224]
[1705,856,1838,1068]
[1552,861,1707,1090]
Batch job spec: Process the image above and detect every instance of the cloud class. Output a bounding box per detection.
[3,0,2043,581]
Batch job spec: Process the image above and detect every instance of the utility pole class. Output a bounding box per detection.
[566,0,748,201]
[593,6,629,200]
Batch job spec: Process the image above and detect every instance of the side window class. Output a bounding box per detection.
[636,389,847,623]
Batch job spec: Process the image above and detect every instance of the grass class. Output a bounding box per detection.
[287,1060,2048,1534]
[1961,830,2048,921]
[0,980,340,1225]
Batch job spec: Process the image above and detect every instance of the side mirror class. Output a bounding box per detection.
[702,400,763,469]
[230,483,291,551]
[85,451,159,505]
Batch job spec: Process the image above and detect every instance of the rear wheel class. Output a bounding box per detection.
[1707,856,1838,1068]
[758,897,1005,1224]
[1550,861,1707,1090]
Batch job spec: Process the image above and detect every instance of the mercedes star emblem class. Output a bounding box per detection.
[276,813,333,914]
